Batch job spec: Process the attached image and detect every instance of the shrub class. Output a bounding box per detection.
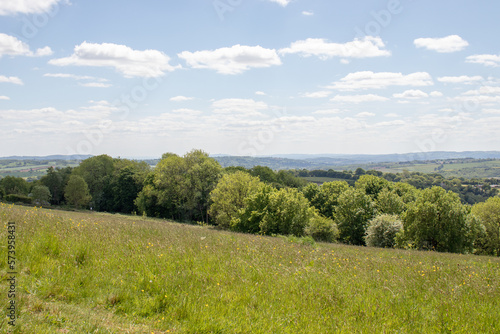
[5,194,32,204]
[365,214,403,248]
[305,213,339,242]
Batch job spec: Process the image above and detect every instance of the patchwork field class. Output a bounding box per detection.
[0,203,499,333]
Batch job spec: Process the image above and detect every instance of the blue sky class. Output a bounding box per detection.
[1,0,499,158]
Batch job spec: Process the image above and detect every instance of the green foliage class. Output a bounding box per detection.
[209,171,262,229]
[5,193,32,204]
[65,175,91,209]
[376,188,406,215]
[365,214,403,248]
[402,187,473,253]
[303,181,350,221]
[31,185,52,206]
[355,174,390,199]
[40,166,73,204]
[335,187,376,245]
[258,188,314,237]
[305,213,339,242]
[0,185,4,200]
[472,197,500,256]
[136,150,222,222]
[0,175,29,195]
[232,183,274,234]
[73,155,114,210]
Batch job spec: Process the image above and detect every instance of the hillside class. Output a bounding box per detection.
[1,203,499,333]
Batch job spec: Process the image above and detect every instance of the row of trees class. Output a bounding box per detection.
[1,150,499,256]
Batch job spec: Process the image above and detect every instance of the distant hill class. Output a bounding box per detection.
[0,155,92,161]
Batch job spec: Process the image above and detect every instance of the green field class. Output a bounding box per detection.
[0,160,80,180]
[1,203,499,333]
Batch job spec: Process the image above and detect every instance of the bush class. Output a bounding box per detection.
[365,214,403,248]
[305,213,339,242]
[5,194,33,204]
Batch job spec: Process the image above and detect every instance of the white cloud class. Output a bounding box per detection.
[454,95,500,104]
[327,71,433,91]
[414,35,469,53]
[301,91,331,98]
[0,0,65,15]
[0,96,10,100]
[438,108,454,113]
[80,82,112,88]
[211,98,268,115]
[462,86,500,96]
[437,75,484,84]
[385,113,399,118]
[483,109,500,114]
[356,112,375,117]
[0,75,23,85]
[178,44,281,75]
[313,109,342,115]
[268,0,291,6]
[331,94,389,103]
[373,120,406,127]
[170,96,194,102]
[255,91,267,96]
[280,36,390,60]
[49,41,178,78]
[172,108,202,116]
[0,33,52,57]
[466,54,500,67]
[430,91,443,97]
[393,89,428,99]
[302,11,313,16]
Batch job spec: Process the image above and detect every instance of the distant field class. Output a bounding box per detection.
[1,203,499,333]
[302,176,355,185]
[0,160,80,180]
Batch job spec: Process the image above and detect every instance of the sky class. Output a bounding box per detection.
[0,0,499,158]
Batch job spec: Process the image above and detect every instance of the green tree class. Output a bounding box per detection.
[65,175,91,209]
[335,187,376,245]
[365,214,403,248]
[376,188,405,215]
[355,175,390,200]
[302,181,350,220]
[402,186,473,253]
[305,213,339,242]
[40,166,73,204]
[31,185,51,206]
[232,183,274,234]
[472,197,500,256]
[0,176,29,195]
[209,171,262,229]
[73,155,114,210]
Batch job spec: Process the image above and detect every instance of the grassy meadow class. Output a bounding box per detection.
[0,203,499,333]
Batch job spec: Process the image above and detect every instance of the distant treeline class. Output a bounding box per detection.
[1,150,499,256]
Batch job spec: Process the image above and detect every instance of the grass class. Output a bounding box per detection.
[0,203,499,333]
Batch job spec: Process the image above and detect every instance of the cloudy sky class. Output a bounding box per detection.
[1,0,499,157]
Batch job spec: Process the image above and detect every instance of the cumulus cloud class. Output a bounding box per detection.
[356,112,376,117]
[279,36,390,60]
[255,91,267,96]
[466,54,500,67]
[302,11,313,16]
[414,35,469,53]
[211,98,268,115]
[268,0,291,6]
[80,82,112,88]
[0,33,52,57]
[0,0,65,15]
[437,75,484,84]
[0,95,10,100]
[178,44,281,75]
[170,96,194,102]
[462,86,500,96]
[331,94,389,103]
[393,89,429,99]
[172,108,202,116]
[0,75,23,85]
[49,41,178,78]
[327,71,433,91]
[301,91,331,98]
[430,91,443,97]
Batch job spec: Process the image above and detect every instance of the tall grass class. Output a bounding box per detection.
[0,202,499,333]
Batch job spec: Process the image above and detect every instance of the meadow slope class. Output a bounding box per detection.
[0,203,499,333]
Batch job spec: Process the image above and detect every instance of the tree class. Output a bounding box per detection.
[335,187,376,245]
[305,213,339,242]
[376,188,405,215]
[365,214,403,248]
[233,183,274,234]
[31,185,51,206]
[136,150,222,222]
[402,186,474,253]
[209,171,262,229]
[355,175,390,200]
[472,197,500,256]
[65,175,91,209]
[73,155,114,210]
[40,166,73,204]
[0,176,29,195]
